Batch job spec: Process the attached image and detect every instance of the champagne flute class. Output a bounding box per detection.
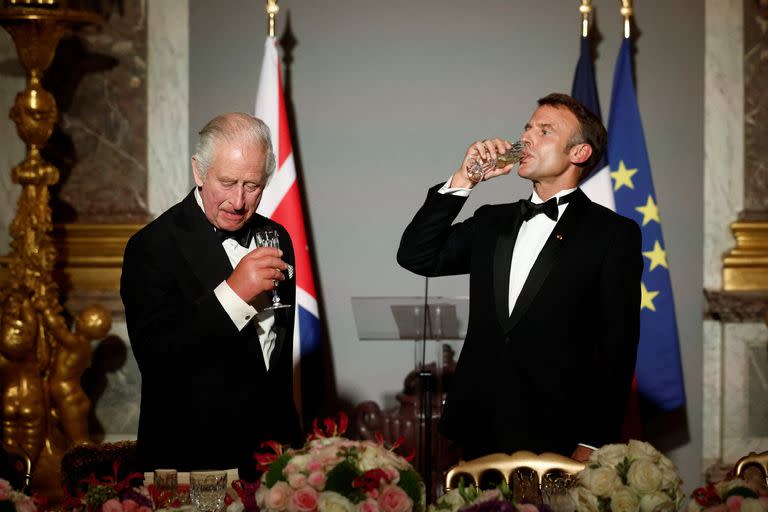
[465,140,526,183]
[253,228,291,310]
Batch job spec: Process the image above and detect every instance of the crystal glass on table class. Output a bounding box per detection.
[153,469,179,509]
[465,140,526,183]
[189,470,227,512]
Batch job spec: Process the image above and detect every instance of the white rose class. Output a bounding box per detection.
[290,454,310,471]
[570,487,600,512]
[685,498,702,512]
[628,441,661,463]
[227,501,246,512]
[659,466,681,491]
[739,498,765,512]
[639,492,674,512]
[430,489,465,512]
[627,460,662,493]
[581,466,622,497]
[610,486,640,512]
[318,491,355,512]
[596,444,630,467]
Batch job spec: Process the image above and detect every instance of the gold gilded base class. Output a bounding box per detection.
[723,221,768,291]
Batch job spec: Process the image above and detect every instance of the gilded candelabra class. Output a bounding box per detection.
[0,0,111,501]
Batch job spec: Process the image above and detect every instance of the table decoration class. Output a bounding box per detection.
[0,478,37,512]
[253,413,425,512]
[569,440,684,512]
[687,470,768,512]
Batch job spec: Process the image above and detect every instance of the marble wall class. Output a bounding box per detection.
[703,0,768,470]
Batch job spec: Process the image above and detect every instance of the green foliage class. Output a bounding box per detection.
[325,459,363,502]
[457,478,481,503]
[264,454,292,488]
[398,469,424,512]
[616,457,633,486]
[724,487,759,500]
[84,485,118,509]
[597,496,612,512]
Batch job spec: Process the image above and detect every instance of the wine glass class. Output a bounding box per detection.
[465,140,526,183]
[253,228,291,310]
[189,470,227,512]
[153,469,178,509]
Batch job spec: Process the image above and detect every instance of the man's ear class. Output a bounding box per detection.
[191,156,204,188]
[570,143,593,166]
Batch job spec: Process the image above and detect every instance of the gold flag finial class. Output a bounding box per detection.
[266,0,279,38]
[580,0,593,38]
[620,0,633,39]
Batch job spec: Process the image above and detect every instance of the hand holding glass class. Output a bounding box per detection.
[253,228,291,310]
[465,140,526,183]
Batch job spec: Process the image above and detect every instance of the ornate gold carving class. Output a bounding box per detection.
[266,0,279,38]
[0,5,106,502]
[723,221,768,291]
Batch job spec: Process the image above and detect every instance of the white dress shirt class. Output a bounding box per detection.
[438,178,575,313]
[195,188,276,370]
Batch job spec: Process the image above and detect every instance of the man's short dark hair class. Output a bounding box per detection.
[537,93,607,176]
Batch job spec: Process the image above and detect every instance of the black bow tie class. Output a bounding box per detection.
[217,225,252,248]
[519,192,574,222]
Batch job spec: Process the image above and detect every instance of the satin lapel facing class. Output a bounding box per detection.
[503,189,589,334]
[493,206,524,328]
[174,192,233,292]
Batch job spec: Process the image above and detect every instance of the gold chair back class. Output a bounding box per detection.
[735,451,768,487]
[444,451,585,491]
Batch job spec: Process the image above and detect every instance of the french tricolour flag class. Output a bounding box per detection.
[255,36,321,418]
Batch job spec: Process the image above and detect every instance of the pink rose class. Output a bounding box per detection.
[359,499,380,512]
[377,486,411,512]
[137,507,152,512]
[288,487,318,512]
[307,472,326,490]
[267,482,292,511]
[15,496,37,512]
[307,461,323,473]
[727,496,745,512]
[288,474,307,489]
[383,468,399,482]
[285,464,300,475]
[121,499,139,512]
[102,498,123,512]
[759,498,768,508]
[704,505,729,512]
[0,479,11,501]
[517,504,539,512]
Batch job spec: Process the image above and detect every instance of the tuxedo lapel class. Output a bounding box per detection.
[174,191,233,291]
[493,205,524,328]
[503,189,590,334]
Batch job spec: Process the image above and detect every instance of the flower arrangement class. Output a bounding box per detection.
[63,461,154,512]
[0,478,36,512]
[570,440,684,512]
[430,480,543,512]
[253,413,425,512]
[687,472,768,512]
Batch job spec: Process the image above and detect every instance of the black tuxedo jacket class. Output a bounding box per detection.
[397,184,642,457]
[120,190,301,478]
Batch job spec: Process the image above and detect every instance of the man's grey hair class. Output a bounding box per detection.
[193,113,277,179]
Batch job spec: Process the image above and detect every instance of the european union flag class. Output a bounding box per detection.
[607,38,685,412]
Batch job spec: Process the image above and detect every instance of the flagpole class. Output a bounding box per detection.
[266,0,279,37]
[579,0,593,38]
[620,0,633,39]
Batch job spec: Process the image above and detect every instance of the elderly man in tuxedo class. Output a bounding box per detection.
[398,93,642,462]
[121,113,301,478]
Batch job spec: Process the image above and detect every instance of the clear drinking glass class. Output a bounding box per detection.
[153,469,178,509]
[253,228,291,310]
[189,470,227,512]
[465,140,526,183]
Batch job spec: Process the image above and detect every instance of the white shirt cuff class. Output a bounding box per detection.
[214,280,258,331]
[437,176,472,197]
[578,443,598,451]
